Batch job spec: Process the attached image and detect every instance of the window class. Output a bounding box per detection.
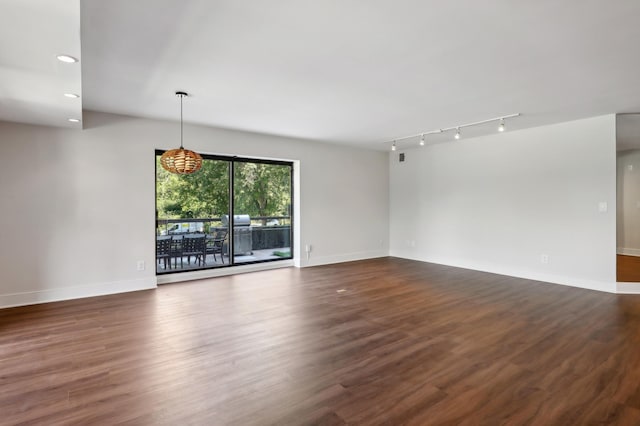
[155,151,293,274]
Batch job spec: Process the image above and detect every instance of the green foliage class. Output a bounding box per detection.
[234,162,291,223]
[156,157,230,219]
[156,157,291,221]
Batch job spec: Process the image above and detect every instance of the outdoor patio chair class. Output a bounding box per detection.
[207,229,228,264]
[156,236,172,270]
[181,234,207,266]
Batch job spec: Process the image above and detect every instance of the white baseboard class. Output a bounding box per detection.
[157,260,295,284]
[5,251,633,309]
[0,276,157,309]
[302,250,387,267]
[617,247,640,257]
[390,250,617,294]
[616,282,640,294]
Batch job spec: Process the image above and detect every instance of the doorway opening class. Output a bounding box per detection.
[155,151,293,274]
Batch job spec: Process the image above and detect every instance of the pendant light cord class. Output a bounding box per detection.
[180,93,184,149]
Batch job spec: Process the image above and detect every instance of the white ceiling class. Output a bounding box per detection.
[4,1,640,148]
[0,0,82,128]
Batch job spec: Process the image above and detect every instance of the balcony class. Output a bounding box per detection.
[156,216,291,273]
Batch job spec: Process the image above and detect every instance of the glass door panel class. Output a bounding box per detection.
[156,154,231,273]
[232,161,293,265]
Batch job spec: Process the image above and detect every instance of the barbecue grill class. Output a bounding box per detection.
[221,214,253,255]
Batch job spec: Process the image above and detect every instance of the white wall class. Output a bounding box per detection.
[0,111,389,308]
[617,149,640,255]
[390,115,617,292]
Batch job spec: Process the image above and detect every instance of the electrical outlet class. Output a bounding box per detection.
[136,260,145,271]
[540,254,549,264]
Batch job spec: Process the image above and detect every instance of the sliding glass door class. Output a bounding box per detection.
[155,151,293,274]
[233,160,293,264]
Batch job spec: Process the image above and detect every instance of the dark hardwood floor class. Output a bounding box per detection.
[617,254,640,282]
[2,257,640,425]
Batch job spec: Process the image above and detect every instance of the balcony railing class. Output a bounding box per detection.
[156,216,291,273]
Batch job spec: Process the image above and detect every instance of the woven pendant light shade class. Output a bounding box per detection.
[160,91,202,175]
[160,148,203,174]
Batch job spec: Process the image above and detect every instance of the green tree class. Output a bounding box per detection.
[156,157,291,225]
[156,157,230,219]
[234,163,291,223]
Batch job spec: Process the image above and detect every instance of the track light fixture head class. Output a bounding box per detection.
[420,134,425,146]
[391,140,397,151]
[498,119,505,132]
[454,128,461,140]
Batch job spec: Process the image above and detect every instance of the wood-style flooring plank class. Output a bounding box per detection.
[1,257,640,425]
[617,254,640,282]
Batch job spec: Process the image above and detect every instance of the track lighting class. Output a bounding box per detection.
[382,113,520,150]
[56,54,78,63]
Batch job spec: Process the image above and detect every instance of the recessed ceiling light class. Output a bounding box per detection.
[57,55,78,63]
[68,118,80,123]
[64,93,80,98]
